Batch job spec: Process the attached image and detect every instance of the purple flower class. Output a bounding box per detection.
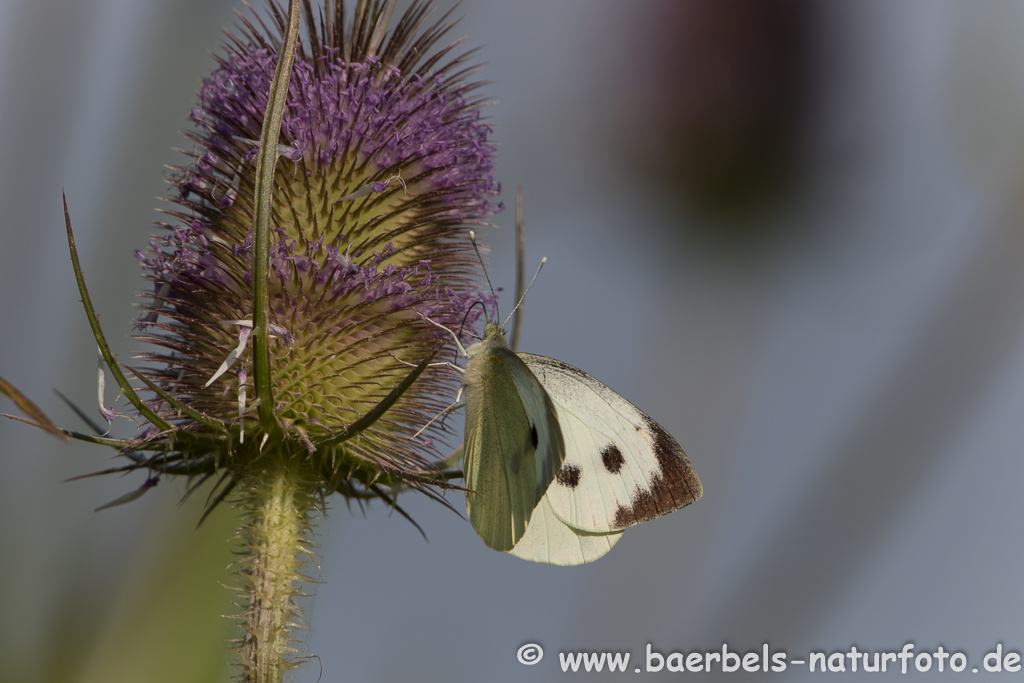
[127,0,498,498]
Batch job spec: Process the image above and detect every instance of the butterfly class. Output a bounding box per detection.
[458,320,702,565]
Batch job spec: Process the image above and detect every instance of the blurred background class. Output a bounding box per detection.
[2,0,1023,680]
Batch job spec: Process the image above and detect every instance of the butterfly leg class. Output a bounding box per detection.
[412,388,464,440]
[369,483,427,540]
[388,352,464,375]
[419,315,471,358]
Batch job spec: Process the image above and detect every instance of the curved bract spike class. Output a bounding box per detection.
[65,464,146,481]
[124,365,229,433]
[510,184,525,352]
[0,412,123,447]
[55,389,104,435]
[314,346,442,450]
[94,476,160,512]
[63,193,170,432]
[0,376,68,442]
[368,482,426,540]
[251,0,302,439]
[197,472,236,527]
[62,429,134,448]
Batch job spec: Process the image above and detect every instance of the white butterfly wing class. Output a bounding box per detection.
[519,354,702,534]
[509,496,623,566]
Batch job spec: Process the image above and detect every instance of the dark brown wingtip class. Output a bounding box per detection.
[612,418,702,529]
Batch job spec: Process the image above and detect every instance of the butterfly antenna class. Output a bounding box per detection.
[447,301,484,362]
[501,256,547,331]
[468,230,496,322]
[457,301,486,343]
[510,184,526,351]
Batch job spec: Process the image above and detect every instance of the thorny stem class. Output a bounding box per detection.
[238,458,316,683]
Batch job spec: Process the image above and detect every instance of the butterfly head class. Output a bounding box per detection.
[466,321,509,359]
[483,321,505,339]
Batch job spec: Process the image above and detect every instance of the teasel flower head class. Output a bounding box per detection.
[26,1,499,679]
[125,0,497,500]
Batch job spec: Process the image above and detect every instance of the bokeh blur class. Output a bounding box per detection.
[2,1,1023,680]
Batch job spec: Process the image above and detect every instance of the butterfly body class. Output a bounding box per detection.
[461,322,564,551]
[460,323,702,565]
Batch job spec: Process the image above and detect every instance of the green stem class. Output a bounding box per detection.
[238,459,315,683]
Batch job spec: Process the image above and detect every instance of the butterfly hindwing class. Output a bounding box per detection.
[462,329,564,551]
[519,354,702,534]
[509,495,623,566]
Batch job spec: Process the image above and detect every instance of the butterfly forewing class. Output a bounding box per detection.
[463,333,564,551]
[519,354,702,534]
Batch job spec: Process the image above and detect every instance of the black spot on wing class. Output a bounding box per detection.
[530,423,538,449]
[556,464,580,489]
[601,444,625,474]
[612,418,703,529]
